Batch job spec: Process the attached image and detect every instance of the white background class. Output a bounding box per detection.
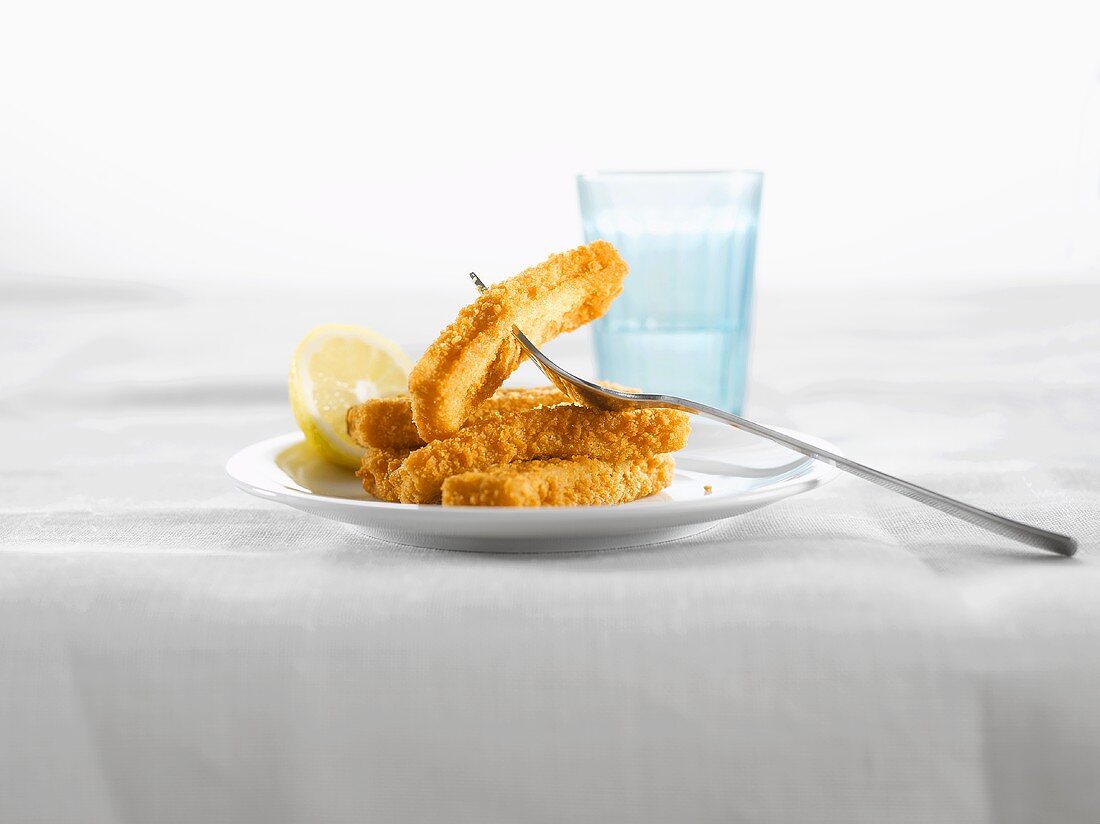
[2,0,1098,292]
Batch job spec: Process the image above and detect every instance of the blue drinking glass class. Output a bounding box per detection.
[577,171,763,413]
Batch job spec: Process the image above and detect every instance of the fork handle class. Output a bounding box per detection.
[657,397,1077,557]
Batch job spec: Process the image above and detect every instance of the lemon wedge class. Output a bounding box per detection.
[289,323,413,468]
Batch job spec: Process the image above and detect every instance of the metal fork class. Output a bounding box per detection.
[468,272,1077,557]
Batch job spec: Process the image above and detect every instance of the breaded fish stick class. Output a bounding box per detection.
[389,406,690,504]
[347,386,570,450]
[441,455,675,507]
[408,241,628,442]
[356,446,412,502]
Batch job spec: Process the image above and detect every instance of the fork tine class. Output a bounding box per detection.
[469,272,490,294]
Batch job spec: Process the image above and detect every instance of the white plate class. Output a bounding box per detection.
[226,418,840,552]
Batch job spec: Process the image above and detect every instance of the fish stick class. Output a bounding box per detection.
[356,446,413,502]
[388,405,690,504]
[408,241,628,442]
[347,386,570,449]
[441,454,675,507]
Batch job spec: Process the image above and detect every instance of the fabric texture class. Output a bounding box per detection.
[1,275,1097,824]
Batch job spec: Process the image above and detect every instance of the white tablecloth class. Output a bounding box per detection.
[2,274,1098,823]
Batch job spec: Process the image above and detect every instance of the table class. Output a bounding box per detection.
[2,274,1097,823]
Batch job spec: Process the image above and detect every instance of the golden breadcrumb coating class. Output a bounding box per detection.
[356,446,413,502]
[387,405,690,504]
[441,454,675,507]
[347,386,570,450]
[407,241,628,442]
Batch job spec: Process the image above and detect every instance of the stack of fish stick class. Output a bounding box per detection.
[346,241,691,506]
